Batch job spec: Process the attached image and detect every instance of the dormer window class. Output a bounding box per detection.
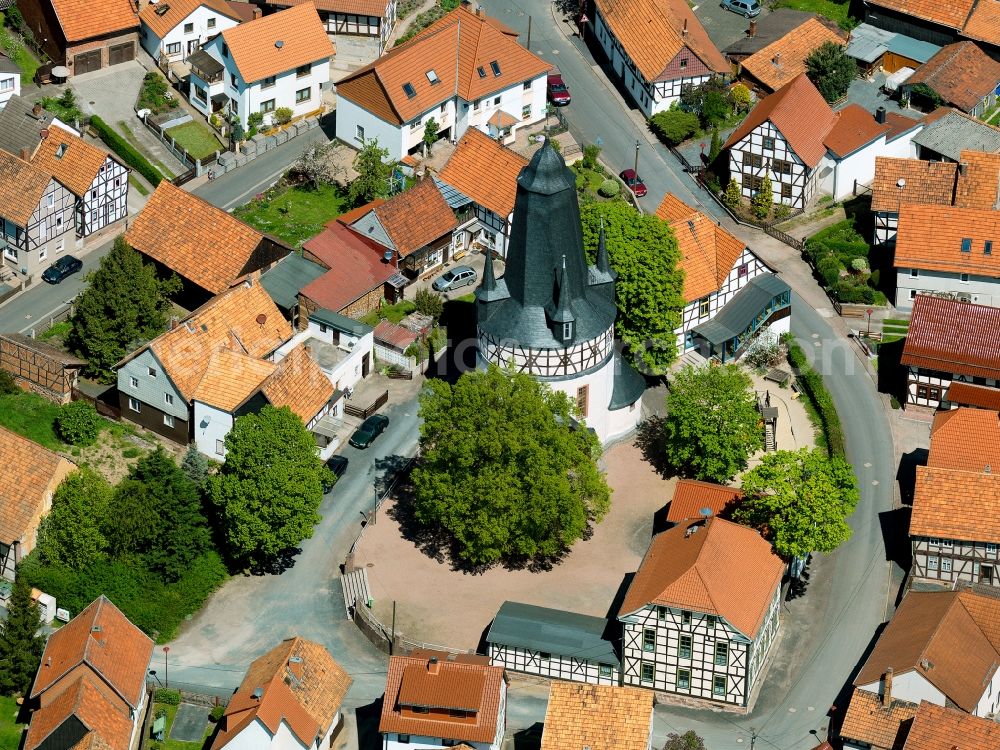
[477,66,486,78]
[490,60,501,76]
[402,82,416,98]
[56,143,67,159]
[426,69,440,84]
[562,321,573,339]
[961,238,972,253]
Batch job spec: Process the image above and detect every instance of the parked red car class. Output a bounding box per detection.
[619,169,647,197]
[547,72,571,106]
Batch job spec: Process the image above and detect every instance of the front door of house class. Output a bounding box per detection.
[187,39,198,58]
[362,353,370,378]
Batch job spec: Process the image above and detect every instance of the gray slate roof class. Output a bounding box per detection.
[609,353,646,410]
[260,254,327,310]
[693,273,791,345]
[723,9,823,57]
[486,601,619,665]
[433,176,473,209]
[476,142,617,350]
[0,52,19,74]
[913,111,1000,161]
[0,94,56,156]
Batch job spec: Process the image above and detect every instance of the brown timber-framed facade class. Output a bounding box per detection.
[76,156,130,237]
[1,177,77,279]
[728,121,814,210]
[912,535,1000,587]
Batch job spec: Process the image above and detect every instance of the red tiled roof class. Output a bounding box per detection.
[438,128,527,217]
[901,295,1000,380]
[928,407,1000,471]
[839,688,918,749]
[963,1,1000,46]
[905,42,1000,114]
[373,320,419,350]
[666,479,742,523]
[945,382,1000,410]
[380,652,505,744]
[865,0,974,32]
[334,198,384,227]
[741,17,845,92]
[725,73,836,168]
[903,701,1000,750]
[24,677,134,750]
[823,104,890,158]
[911,466,1000,541]
[619,517,784,639]
[47,0,138,42]
[894,203,1000,276]
[139,0,240,39]
[31,596,154,709]
[300,223,395,312]
[369,179,458,257]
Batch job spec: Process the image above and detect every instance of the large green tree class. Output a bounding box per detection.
[580,201,685,374]
[412,366,610,567]
[733,448,860,559]
[663,364,762,482]
[663,732,706,750]
[208,406,330,566]
[0,573,45,696]
[68,235,180,381]
[36,469,112,570]
[349,137,393,205]
[806,41,858,103]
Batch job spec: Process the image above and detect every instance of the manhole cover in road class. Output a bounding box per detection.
[872,480,880,486]
[366,562,374,567]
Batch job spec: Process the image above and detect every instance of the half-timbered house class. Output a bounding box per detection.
[474,141,647,444]
[618,517,784,706]
[540,683,653,750]
[125,180,289,307]
[725,74,918,209]
[0,333,85,404]
[486,601,620,686]
[655,194,788,360]
[268,0,397,55]
[30,124,129,239]
[900,295,1000,409]
[593,0,728,116]
[870,150,1000,249]
[0,149,77,279]
[437,127,527,261]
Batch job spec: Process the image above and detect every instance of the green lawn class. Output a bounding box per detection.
[0,392,64,449]
[0,12,42,84]
[233,183,350,247]
[360,300,417,326]
[153,702,214,750]
[39,320,71,341]
[0,694,25,750]
[773,0,855,28]
[165,121,225,162]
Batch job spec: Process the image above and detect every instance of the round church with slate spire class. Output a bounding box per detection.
[475,141,646,443]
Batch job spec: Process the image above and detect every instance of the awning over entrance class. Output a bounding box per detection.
[692,273,791,355]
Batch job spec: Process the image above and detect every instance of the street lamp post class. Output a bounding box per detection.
[634,140,640,176]
[163,646,170,689]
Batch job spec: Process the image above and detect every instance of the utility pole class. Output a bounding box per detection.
[526,16,532,50]
[163,646,170,689]
[634,140,640,175]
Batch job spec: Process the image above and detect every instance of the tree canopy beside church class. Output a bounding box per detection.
[411,366,610,567]
[580,201,685,374]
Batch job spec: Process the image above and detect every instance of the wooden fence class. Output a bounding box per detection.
[71,387,122,420]
[344,389,389,420]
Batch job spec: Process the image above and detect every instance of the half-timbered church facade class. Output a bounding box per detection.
[475,140,647,444]
[618,517,784,707]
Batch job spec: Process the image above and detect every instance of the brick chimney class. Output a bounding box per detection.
[427,657,440,675]
[682,18,688,36]
[773,52,781,66]
[252,6,262,19]
[882,668,893,705]
[748,19,757,37]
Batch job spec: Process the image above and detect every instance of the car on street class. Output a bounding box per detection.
[721,0,761,16]
[349,414,389,449]
[547,72,571,106]
[432,265,477,292]
[322,455,349,492]
[619,169,648,198]
[41,255,83,284]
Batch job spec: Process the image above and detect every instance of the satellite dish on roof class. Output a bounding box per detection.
[699,507,713,518]
[897,178,906,188]
[382,250,393,263]
[275,40,284,48]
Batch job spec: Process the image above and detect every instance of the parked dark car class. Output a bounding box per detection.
[547,72,571,106]
[41,255,83,284]
[322,455,349,492]
[432,265,477,292]
[619,169,648,198]
[349,414,389,449]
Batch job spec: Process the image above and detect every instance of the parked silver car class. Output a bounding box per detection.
[432,265,478,292]
[721,0,761,16]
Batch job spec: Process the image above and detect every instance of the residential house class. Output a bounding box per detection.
[593,0,728,116]
[902,701,1000,750]
[299,217,407,317]
[539,682,653,750]
[114,278,293,443]
[911,108,1000,161]
[187,3,333,126]
[654,194,789,360]
[0,53,19,109]
[724,10,836,63]
[900,296,1000,408]
[268,0,397,55]
[0,332,85,404]
[0,96,77,158]
[24,596,154,750]
[893,204,1000,309]
[908,408,1000,587]
[125,180,289,306]
[0,149,77,278]
[870,149,1000,248]
[665,478,742,526]
[335,5,550,161]
[139,0,243,63]
[16,0,138,75]
[725,74,920,208]
[211,637,352,750]
[379,651,507,750]
[902,42,1000,116]
[30,124,129,239]
[486,601,620,686]
[840,589,1000,749]
[739,17,846,94]
[617,517,784,706]
[863,0,1000,60]
[0,426,74,579]
[346,178,458,278]
[437,127,527,260]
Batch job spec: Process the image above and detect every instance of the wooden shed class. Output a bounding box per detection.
[0,333,85,404]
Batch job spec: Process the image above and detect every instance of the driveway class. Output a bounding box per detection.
[71,61,188,177]
[692,0,761,52]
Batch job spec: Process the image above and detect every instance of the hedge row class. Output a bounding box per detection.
[89,115,163,187]
[787,338,846,458]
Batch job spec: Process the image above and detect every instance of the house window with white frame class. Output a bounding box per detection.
[216,439,225,455]
[164,393,174,406]
[164,414,175,428]
[0,77,13,92]
[928,556,939,569]
[207,17,216,28]
[46,193,54,208]
[130,376,138,388]
[129,398,141,412]
[38,246,47,261]
[167,42,182,55]
[55,238,64,254]
[714,642,728,666]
